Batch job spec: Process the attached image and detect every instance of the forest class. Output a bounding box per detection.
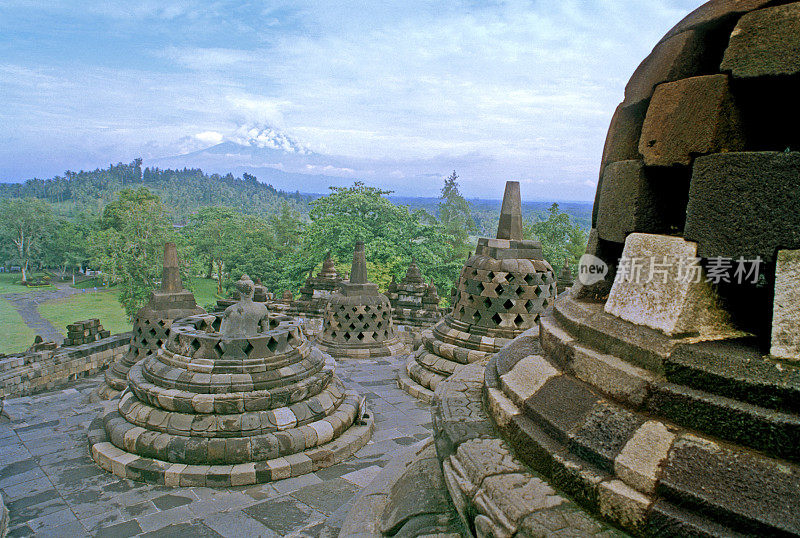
[0,161,588,319]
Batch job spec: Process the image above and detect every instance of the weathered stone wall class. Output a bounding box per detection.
[0,333,130,399]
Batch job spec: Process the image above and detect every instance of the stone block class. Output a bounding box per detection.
[721,3,800,78]
[661,0,776,40]
[623,30,712,106]
[771,249,800,362]
[615,420,677,494]
[604,233,736,337]
[639,74,744,166]
[595,161,661,244]
[684,152,800,262]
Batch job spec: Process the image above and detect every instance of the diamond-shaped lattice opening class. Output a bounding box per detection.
[357,313,364,321]
[214,340,225,357]
[523,274,535,285]
[344,331,351,340]
[503,298,514,310]
[269,318,279,329]
[534,286,542,297]
[376,321,383,329]
[384,330,390,338]
[483,297,493,309]
[357,332,365,341]
[148,327,158,337]
[382,311,390,319]
[525,299,536,312]
[458,306,466,316]
[487,271,495,280]
[506,274,516,284]
[267,337,278,353]
[477,281,485,293]
[190,338,202,354]
[514,314,524,326]
[492,312,503,326]
[496,283,505,296]
[349,323,357,331]
[472,310,482,323]
[371,312,378,320]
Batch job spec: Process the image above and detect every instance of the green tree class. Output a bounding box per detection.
[0,198,54,282]
[437,171,476,260]
[524,203,587,274]
[90,188,176,319]
[41,218,93,282]
[187,207,242,295]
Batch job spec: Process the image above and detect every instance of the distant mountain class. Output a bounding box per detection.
[0,160,313,221]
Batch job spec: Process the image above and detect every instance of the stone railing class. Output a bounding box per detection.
[0,333,130,400]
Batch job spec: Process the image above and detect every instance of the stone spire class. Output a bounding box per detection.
[350,241,368,284]
[160,242,183,292]
[402,258,425,285]
[320,251,339,277]
[496,181,523,241]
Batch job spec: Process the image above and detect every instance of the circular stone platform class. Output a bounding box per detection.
[88,311,373,486]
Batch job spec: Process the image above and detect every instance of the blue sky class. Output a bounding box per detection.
[0,0,703,199]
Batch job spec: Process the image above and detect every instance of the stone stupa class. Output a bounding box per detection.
[88,274,372,486]
[388,259,444,331]
[97,242,204,399]
[317,242,407,359]
[289,252,343,317]
[556,256,574,295]
[398,181,556,401]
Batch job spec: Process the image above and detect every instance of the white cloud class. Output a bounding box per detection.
[194,131,223,144]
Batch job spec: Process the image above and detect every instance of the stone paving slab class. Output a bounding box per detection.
[0,354,433,537]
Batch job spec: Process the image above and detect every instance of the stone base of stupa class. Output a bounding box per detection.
[88,393,373,486]
[316,336,408,360]
[398,314,522,402]
[346,360,620,537]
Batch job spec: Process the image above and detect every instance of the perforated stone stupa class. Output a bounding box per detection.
[317,242,407,359]
[387,259,443,330]
[398,181,556,401]
[88,275,372,486]
[98,242,204,399]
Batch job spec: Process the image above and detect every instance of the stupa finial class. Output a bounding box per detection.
[350,241,368,284]
[496,181,523,241]
[160,242,183,293]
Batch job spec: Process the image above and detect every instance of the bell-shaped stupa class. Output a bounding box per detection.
[399,181,556,401]
[317,242,407,359]
[97,242,204,399]
[89,274,372,485]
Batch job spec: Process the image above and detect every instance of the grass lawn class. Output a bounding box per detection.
[39,289,131,337]
[0,272,54,294]
[189,277,221,310]
[0,296,37,354]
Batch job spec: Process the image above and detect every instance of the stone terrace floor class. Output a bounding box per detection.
[0,354,434,537]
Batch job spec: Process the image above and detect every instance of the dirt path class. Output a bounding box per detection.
[3,283,91,344]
